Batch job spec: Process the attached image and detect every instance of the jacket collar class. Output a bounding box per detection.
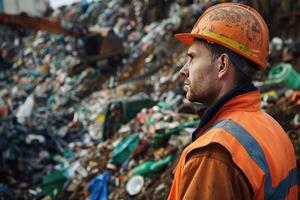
[192,83,260,141]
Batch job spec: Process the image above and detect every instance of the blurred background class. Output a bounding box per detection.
[0,0,299,199]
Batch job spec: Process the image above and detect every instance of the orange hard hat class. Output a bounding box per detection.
[175,3,269,69]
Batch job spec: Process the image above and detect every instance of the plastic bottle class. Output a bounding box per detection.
[16,95,35,124]
[267,63,300,89]
[131,161,154,176]
[131,154,174,176]
[150,154,174,172]
[151,120,200,146]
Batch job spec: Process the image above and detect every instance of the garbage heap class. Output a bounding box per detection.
[0,0,300,199]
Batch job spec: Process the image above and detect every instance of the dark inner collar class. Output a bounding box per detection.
[192,83,258,141]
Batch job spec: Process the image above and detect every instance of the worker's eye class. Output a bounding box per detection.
[187,55,193,62]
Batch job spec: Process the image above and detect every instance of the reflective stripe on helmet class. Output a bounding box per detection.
[202,30,252,56]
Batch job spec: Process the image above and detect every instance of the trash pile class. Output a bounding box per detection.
[53,105,199,200]
[0,0,299,199]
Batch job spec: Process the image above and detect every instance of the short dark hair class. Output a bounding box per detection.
[196,39,259,84]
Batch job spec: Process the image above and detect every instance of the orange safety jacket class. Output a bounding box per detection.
[168,84,298,200]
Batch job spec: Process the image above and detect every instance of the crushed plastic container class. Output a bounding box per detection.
[110,133,139,166]
[42,169,67,198]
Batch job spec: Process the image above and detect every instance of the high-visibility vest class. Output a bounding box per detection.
[168,91,298,200]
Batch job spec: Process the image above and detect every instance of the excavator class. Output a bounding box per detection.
[0,12,126,96]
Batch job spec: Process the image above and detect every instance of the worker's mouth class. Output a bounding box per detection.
[184,82,189,91]
[184,81,190,86]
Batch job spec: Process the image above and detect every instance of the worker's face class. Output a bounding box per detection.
[180,40,219,106]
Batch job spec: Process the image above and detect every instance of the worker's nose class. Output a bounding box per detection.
[179,62,189,77]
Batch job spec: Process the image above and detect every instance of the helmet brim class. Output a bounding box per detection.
[175,33,211,46]
[175,33,194,45]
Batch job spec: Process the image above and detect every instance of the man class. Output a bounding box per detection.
[168,3,298,200]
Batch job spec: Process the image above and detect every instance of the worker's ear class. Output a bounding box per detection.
[216,53,230,79]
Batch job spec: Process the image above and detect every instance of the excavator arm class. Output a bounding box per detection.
[0,12,81,37]
[0,12,124,58]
